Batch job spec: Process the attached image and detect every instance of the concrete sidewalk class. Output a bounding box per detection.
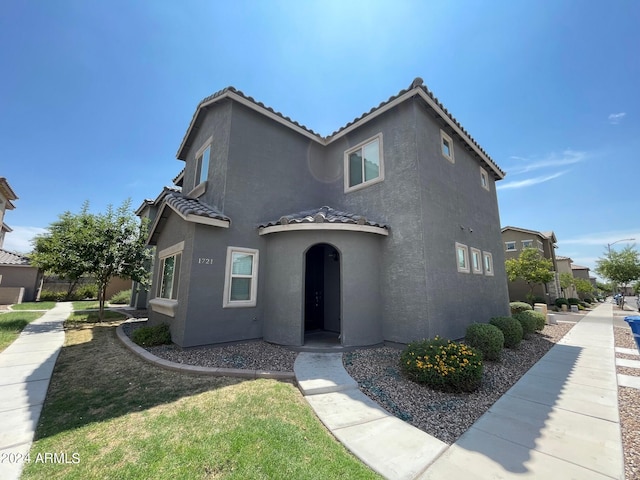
[296,303,625,480]
[0,302,71,480]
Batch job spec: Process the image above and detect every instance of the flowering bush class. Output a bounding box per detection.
[400,336,483,392]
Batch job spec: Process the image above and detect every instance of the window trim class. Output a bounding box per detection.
[505,241,516,252]
[440,130,455,163]
[521,239,534,249]
[195,136,213,188]
[537,240,544,252]
[156,242,183,301]
[344,133,384,193]
[480,166,490,191]
[223,246,259,308]
[456,242,470,273]
[483,251,494,276]
[471,247,483,274]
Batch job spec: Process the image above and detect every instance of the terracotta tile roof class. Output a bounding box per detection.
[176,79,504,178]
[0,248,30,266]
[164,193,230,222]
[260,206,388,229]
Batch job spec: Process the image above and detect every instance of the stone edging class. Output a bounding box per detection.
[115,324,296,381]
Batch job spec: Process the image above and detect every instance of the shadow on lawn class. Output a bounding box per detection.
[33,320,245,441]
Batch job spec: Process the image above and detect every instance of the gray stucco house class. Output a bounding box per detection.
[140,78,510,348]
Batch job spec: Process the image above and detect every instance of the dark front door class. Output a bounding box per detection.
[304,245,324,331]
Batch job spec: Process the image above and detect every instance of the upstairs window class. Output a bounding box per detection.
[537,240,544,252]
[505,241,516,252]
[480,167,490,191]
[344,134,384,192]
[522,240,533,249]
[196,145,210,185]
[441,130,454,163]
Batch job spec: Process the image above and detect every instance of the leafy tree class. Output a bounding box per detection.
[558,272,574,298]
[31,200,150,319]
[595,246,640,308]
[505,248,555,303]
[574,278,594,297]
[31,203,95,299]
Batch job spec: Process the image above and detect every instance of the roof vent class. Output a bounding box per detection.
[411,77,424,89]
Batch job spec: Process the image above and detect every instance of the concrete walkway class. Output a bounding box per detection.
[295,303,626,480]
[0,302,71,480]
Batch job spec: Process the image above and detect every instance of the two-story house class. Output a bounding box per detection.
[0,177,42,303]
[501,226,561,303]
[141,78,510,348]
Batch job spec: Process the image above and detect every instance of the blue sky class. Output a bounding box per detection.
[1,0,638,279]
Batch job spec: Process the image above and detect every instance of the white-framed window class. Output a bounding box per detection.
[537,240,544,252]
[522,239,533,249]
[223,247,259,308]
[157,242,184,300]
[344,134,384,192]
[456,243,470,273]
[483,252,494,276]
[480,166,490,191]
[440,130,454,163]
[471,248,483,274]
[505,241,516,251]
[195,137,212,187]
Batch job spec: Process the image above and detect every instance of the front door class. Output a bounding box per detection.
[304,245,324,331]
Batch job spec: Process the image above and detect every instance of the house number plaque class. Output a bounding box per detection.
[198,258,214,265]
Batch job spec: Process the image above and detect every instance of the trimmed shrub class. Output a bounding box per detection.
[132,323,172,347]
[489,316,523,349]
[567,297,581,305]
[39,290,67,302]
[555,298,569,308]
[465,323,504,361]
[109,289,131,305]
[513,311,545,337]
[510,301,533,314]
[583,298,592,304]
[532,296,547,305]
[77,284,98,300]
[400,337,483,392]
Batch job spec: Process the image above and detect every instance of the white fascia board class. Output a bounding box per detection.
[259,223,388,236]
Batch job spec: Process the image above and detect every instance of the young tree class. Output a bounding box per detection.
[558,272,575,298]
[596,246,640,308]
[83,200,150,321]
[31,203,95,299]
[505,248,555,304]
[574,278,594,298]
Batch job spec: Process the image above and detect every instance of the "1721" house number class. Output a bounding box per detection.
[198,258,214,265]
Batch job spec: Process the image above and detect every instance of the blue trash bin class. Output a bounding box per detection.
[623,316,640,353]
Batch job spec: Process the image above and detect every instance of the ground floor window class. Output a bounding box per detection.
[456,243,470,273]
[223,246,259,307]
[157,243,183,300]
[483,251,494,276]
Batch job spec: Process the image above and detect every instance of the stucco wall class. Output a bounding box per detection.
[0,265,42,302]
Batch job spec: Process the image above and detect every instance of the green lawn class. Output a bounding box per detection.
[22,321,379,480]
[71,300,100,311]
[10,301,56,311]
[0,311,45,352]
[67,310,128,324]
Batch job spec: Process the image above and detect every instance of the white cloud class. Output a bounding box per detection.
[2,226,48,254]
[497,171,568,190]
[507,150,587,175]
[560,231,640,247]
[608,112,626,125]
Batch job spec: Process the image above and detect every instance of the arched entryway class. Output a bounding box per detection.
[304,243,341,344]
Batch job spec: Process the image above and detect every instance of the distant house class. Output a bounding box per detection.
[501,226,561,303]
[140,78,510,348]
[556,256,578,299]
[0,177,42,304]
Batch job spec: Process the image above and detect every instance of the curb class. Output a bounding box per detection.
[115,324,296,381]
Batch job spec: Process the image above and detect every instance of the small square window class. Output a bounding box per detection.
[471,248,483,274]
[456,242,470,273]
[344,134,384,192]
[480,167,490,191]
[505,241,516,252]
[522,240,533,249]
[223,247,259,307]
[441,130,454,163]
[483,252,494,276]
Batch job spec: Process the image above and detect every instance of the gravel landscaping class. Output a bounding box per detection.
[122,314,639,477]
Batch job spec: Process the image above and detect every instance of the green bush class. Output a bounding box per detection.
[555,298,569,308]
[510,301,533,314]
[512,311,543,337]
[532,296,547,305]
[77,284,98,300]
[567,297,581,305]
[400,336,483,392]
[131,323,172,347]
[489,316,523,348]
[465,323,504,361]
[109,289,131,305]
[583,298,592,304]
[39,290,67,302]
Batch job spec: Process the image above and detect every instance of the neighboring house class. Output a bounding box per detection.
[0,177,43,303]
[556,255,578,299]
[141,78,510,348]
[501,226,560,303]
[571,263,594,299]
